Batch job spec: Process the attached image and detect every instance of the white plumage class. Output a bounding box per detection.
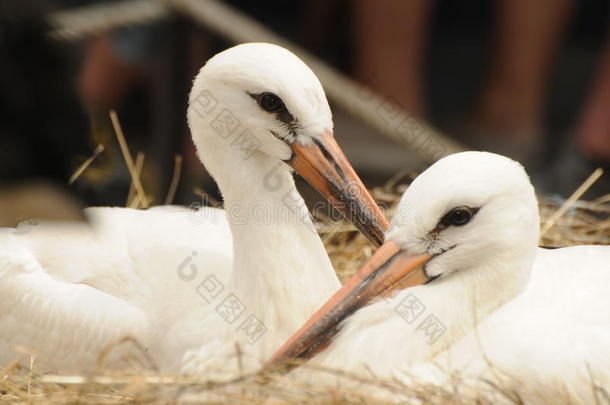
[281,152,610,403]
[0,206,231,371]
[0,43,386,375]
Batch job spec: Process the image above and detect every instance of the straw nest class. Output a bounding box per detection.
[2,175,608,404]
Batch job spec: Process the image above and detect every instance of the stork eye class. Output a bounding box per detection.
[258,92,286,113]
[441,206,476,227]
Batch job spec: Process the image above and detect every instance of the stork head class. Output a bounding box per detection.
[387,151,539,280]
[267,152,540,365]
[189,43,332,160]
[187,43,388,246]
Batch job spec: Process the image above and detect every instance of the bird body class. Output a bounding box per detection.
[310,245,610,389]
[272,152,610,404]
[0,43,387,374]
[0,205,231,371]
[425,245,610,402]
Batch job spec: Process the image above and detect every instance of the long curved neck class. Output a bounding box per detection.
[429,255,533,351]
[389,246,537,368]
[210,149,341,356]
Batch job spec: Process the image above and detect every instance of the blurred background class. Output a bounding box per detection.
[1,0,609,226]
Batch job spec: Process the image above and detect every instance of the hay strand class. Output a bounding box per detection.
[541,168,603,236]
[126,151,146,208]
[109,110,149,209]
[164,154,183,205]
[68,144,104,185]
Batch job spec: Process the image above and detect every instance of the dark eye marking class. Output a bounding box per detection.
[248,92,296,126]
[429,206,479,237]
[259,92,285,113]
[441,206,478,227]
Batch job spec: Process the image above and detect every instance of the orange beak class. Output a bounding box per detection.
[288,131,388,247]
[265,240,432,371]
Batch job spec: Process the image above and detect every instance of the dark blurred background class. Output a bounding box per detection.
[1,0,609,225]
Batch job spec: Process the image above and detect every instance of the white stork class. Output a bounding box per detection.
[0,43,388,374]
[269,151,610,404]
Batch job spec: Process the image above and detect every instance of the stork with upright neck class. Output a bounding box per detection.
[166,42,388,371]
[268,152,610,403]
[0,43,388,374]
